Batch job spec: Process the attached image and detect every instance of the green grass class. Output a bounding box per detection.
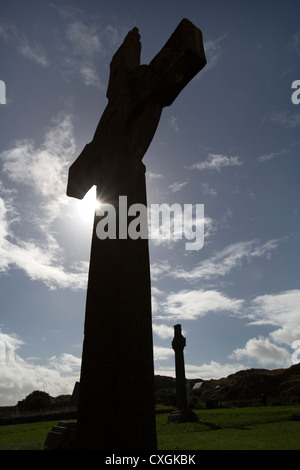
[0,406,300,450]
[0,420,58,450]
[157,406,300,450]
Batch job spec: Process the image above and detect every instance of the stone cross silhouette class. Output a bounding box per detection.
[67,18,206,450]
[169,324,198,423]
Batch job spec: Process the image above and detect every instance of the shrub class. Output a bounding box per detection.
[18,391,52,412]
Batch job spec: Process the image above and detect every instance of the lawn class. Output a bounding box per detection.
[157,406,300,450]
[0,405,299,450]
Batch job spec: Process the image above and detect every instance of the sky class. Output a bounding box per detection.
[0,0,299,405]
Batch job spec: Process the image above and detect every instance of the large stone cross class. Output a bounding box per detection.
[67,18,206,450]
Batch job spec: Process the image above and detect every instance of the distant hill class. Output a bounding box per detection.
[155,363,300,406]
[203,363,300,404]
[184,363,300,406]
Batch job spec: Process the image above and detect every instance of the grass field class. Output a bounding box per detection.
[0,405,299,450]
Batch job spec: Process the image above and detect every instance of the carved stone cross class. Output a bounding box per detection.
[67,18,206,450]
[168,324,198,423]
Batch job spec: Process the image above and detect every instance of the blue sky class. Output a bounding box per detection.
[0,0,299,405]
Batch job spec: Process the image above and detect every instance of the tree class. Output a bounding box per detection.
[19,390,51,411]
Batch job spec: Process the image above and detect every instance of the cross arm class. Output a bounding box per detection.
[66,18,206,200]
[66,142,96,199]
[145,18,206,107]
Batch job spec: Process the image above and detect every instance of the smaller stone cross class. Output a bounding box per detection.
[168,324,198,423]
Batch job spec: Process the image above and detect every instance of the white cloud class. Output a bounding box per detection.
[66,21,102,57]
[0,219,88,290]
[154,360,245,380]
[266,111,300,128]
[49,4,83,20]
[184,361,244,380]
[229,337,291,368]
[0,20,49,67]
[0,113,89,290]
[150,261,172,281]
[172,239,279,282]
[79,64,103,88]
[158,289,242,321]
[18,39,49,67]
[1,112,75,228]
[1,113,74,199]
[201,183,218,198]
[247,289,300,346]
[258,148,290,162]
[186,153,242,172]
[153,345,173,361]
[0,329,80,405]
[223,289,300,370]
[153,323,174,339]
[62,19,127,88]
[194,33,227,78]
[170,116,179,132]
[48,353,81,375]
[168,180,188,193]
[147,171,164,181]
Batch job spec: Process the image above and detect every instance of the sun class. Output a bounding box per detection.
[76,186,101,223]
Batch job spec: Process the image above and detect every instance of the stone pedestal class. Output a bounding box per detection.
[168,408,199,424]
[44,421,77,450]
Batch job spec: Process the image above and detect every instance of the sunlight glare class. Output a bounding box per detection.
[76,186,100,223]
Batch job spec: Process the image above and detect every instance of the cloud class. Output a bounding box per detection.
[201,183,218,198]
[156,289,243,321]
[151,261,172,281]
[150,238,279,284]
[247,289,300,346]
[2,113,74,197]
[147,171,164,181]
[258,148,290,163]
[184,361,244,380]
[193,33,227,79]
[154,360,245,380]
[153,345,173,362]
[170,116,179,132]
[229,337,291,368]
[62,19,128,88]
[79,64,103,87]
[0,209,88,290]
[168,180,188,193]
[186,153,242,172]
[49,3,83,20]
[0,113,89,290]
[0,329,80,405]
[225,289,300,369]
[153,323,174,339]
[172,239,279,282]
[265,111,300,128]
[18,39,49,67]
[48,353,81,375]
[66,21,102,57]
[0,20,49,67]
[1,112,75,224]
[60,20,104,87]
